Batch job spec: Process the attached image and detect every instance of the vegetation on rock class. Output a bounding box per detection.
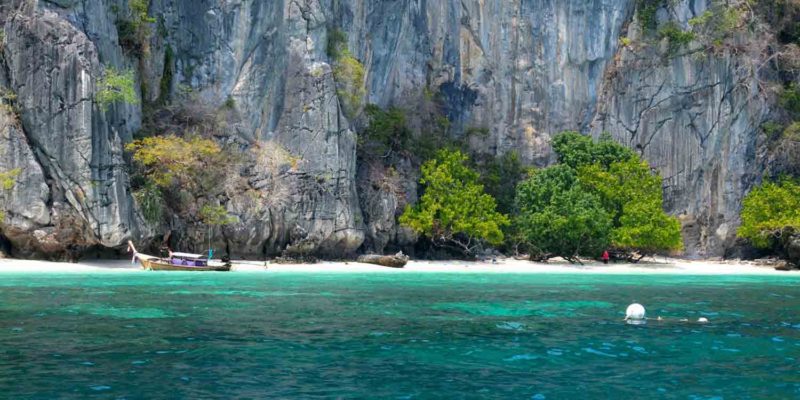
[199,204,237,227]
[126,135,222,189]
[134,181,163,224]
[0,168,21,221]
[360,105,413,159]
[96,68,138,109]
[114,0,155,57]
[552,131,636,170]
[328,30,366,119]
[126,135,232,226]
[0,87,18,116]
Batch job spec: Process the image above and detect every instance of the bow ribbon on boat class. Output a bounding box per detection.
[127,241,139,265]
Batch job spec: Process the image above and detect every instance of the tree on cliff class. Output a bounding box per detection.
[400,149,509,256]
[738,178,800,266]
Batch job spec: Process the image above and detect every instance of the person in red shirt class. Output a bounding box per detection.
[601,250,610,264]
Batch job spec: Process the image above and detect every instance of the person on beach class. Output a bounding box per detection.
[602,250,610,264]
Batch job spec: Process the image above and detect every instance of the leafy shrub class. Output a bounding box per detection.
[126,134,233,225]
[333,54,366,119]
[0,169,20,191]
[688,10,714,27]
[126,135,223,191]
[326,29,348,59]
[199,204,236,226]
[658,22,696,53]
[96,68,138,109]
[360,104,413,158]
[157,46,175,105]
[688,6,744,47]
[400,149,509,256]
[360,104,464,164]
[636,0,665,32]
[762,121,785,142]
[784,121,800,141]
[779,84,800,118]
[738,179,800,257]
[0,87,18,116]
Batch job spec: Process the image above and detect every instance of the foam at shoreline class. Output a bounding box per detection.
[0,257,794,275]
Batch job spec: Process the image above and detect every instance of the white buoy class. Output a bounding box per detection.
[625,303,646,319]
[625,303,646,325]
[625,303,647,325]
[697,317,709,323]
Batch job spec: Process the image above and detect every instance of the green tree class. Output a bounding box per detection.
[551,131,636,170]
[738,179,800,252]
[514,132,682,261]
[400,149,509,256]
[96,68,138,109]
[515,165,612,262]
[612,201,683,259]
[579,156,682,259]
[481,151,527,216]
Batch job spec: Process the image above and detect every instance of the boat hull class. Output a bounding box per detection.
[139,257,231,272]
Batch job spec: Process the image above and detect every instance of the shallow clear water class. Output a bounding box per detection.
[0,272,799,399]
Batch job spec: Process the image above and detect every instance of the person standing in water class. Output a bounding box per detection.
[602,250,610,264]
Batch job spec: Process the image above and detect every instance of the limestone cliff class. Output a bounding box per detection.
[0,0,788,259]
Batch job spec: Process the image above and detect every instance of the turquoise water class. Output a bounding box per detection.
[0,272,799,399]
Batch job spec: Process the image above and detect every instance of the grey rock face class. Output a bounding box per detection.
[356,159,418,255]
[591,1,769,257]
[0,0,781,258]
[339,0,633,165]
[1,2,143,258]
[0,107,53,255]
[150,0,364,258]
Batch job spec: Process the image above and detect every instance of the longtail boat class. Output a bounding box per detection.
[127,241,231,271]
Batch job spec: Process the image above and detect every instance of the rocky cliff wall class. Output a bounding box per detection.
[0,0,778,259]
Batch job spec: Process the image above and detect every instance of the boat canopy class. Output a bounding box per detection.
[171,252,206,260]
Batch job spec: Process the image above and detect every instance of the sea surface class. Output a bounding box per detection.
[0,272,798,399]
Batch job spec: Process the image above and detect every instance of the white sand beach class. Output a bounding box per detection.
[0,256,795,275]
